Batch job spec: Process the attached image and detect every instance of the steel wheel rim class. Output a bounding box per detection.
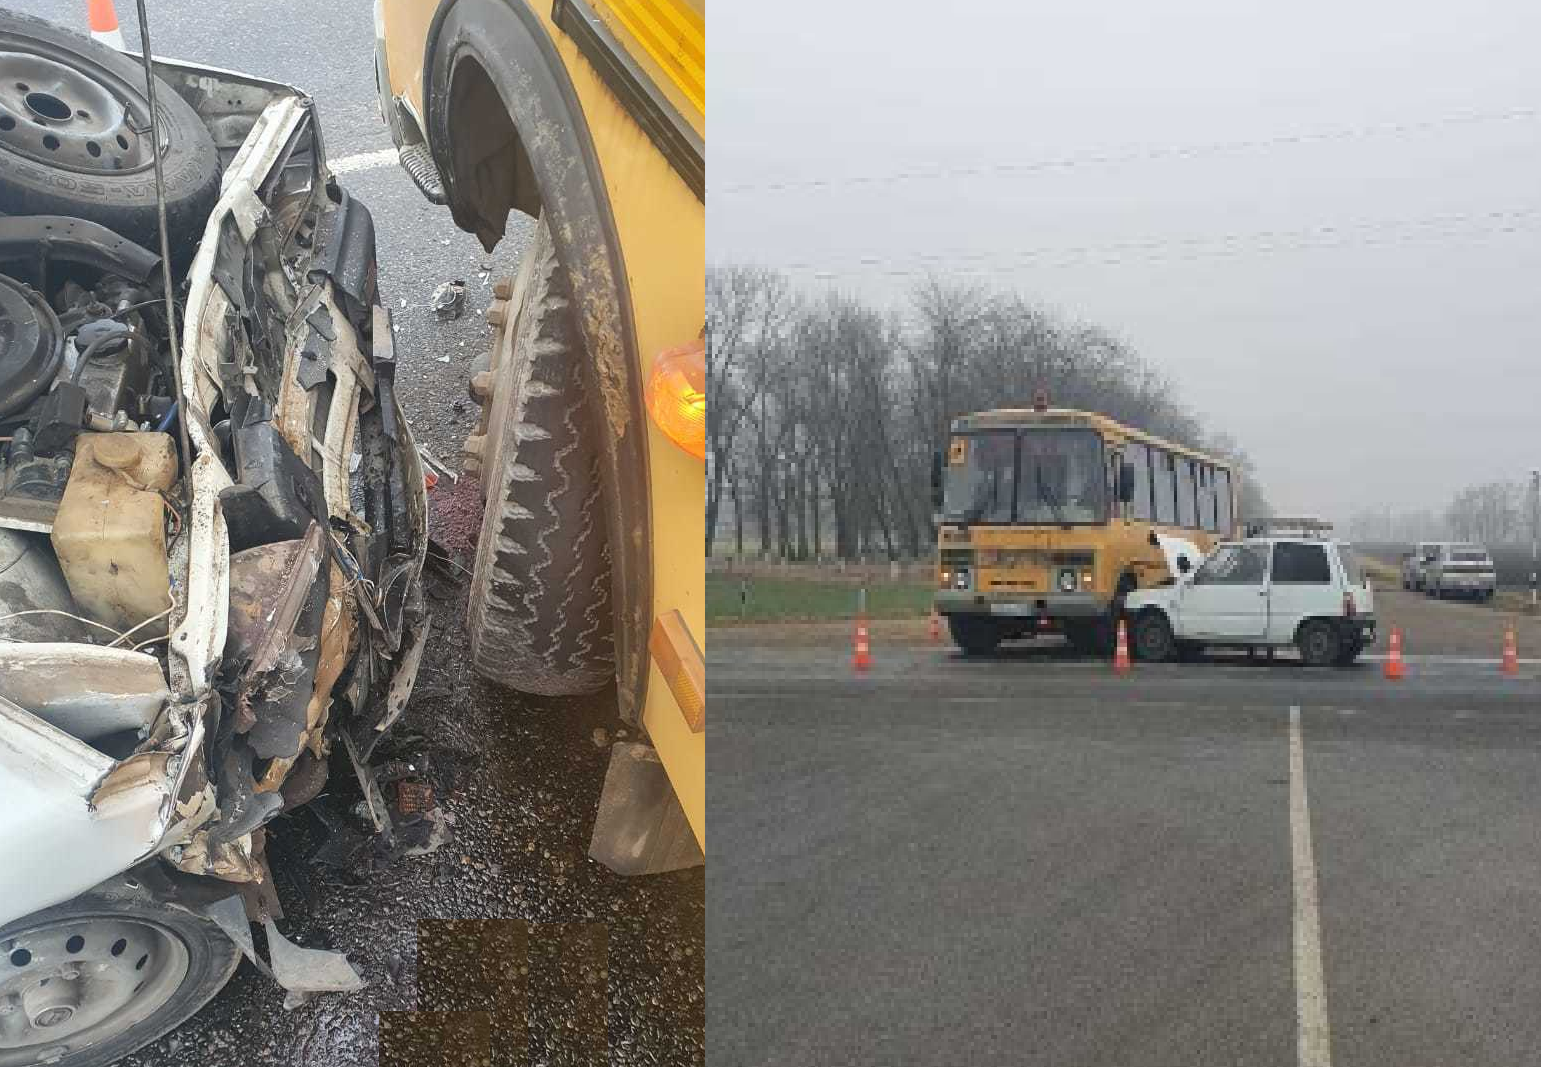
[0,915,190,1065]
[0,50,156,175]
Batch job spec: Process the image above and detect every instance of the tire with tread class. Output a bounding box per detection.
[468,218,613,695]
[0,11,221,265]
[1296,619,1342,667]
[1131,610,1176,662]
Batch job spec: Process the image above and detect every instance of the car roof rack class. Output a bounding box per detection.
[1242,517,1335,539]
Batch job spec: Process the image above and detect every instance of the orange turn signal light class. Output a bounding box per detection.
[646,339,705,460]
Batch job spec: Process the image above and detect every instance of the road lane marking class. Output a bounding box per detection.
[330,147,399,175]
[1290,704,1332,1067]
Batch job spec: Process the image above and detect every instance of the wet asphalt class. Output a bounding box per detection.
[710,593,1541,1067]
[0,1,702,1063]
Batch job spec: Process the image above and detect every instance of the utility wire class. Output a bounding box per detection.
[749,207,1541,280]
[719,106,1541,195]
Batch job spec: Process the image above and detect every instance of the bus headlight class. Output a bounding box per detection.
[1056,568,1079,593]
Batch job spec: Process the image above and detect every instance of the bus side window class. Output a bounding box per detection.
[1125,441,1153,520]
[1199,464,1218,531]
[1153,448,1177,524]
[1176,458,1198,529]
[1215,469,1234,534]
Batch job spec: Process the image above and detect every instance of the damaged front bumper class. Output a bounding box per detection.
[0,58,429,951]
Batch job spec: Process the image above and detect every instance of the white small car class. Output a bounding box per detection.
[1125,534,1376,666]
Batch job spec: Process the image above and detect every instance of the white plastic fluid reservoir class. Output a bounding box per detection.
[50,433,177,637]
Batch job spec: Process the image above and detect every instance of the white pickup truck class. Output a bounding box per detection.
[1125,532,1375,666]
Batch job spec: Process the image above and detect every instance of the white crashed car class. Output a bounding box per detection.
[0,13,426,1065]
[1125,532,1375,667]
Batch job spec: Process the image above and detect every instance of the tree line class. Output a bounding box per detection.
[706,266,1270,560]
[1347,478,1541,547]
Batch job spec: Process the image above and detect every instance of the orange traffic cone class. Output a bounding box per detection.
[1501,626,1518,675]
[928,610,940,642]
[1384,626,1405,680]
[88,0,125,49]
[1113,619,1132,675]
[853,617,872,672]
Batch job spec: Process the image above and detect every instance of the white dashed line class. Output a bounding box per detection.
[1290,705,1332,1067]
[329,147,399,175]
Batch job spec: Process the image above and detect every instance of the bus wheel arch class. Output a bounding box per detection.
[423,0,653,720]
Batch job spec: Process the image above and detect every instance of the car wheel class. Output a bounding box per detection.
[0,883,241,1067]
[1296,620,1342,667]
[467,218,614,696]
[1131,611,1176,662]
[0,11,221,267]
[947,614,1001,656]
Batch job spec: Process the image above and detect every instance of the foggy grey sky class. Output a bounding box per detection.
[709,1,1541,527]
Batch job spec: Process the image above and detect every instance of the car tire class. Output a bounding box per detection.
[0,11,221,268]
[1131,610,1176,662]
[948,614,1002,656]
[0,879,241,1067]
[467,217,614,696]
[1296,619,1341,667]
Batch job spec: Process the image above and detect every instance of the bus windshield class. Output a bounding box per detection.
[943,428,1107,525]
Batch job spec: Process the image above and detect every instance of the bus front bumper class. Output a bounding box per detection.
[934,591,1111,618]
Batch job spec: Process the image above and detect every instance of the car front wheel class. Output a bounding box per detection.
[0,883,241,1067]
[1297,620,1342,667]
[1132,611,1177,662]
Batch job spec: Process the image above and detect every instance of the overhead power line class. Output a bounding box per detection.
[750,206,1541,280]
[718,106,1541,195]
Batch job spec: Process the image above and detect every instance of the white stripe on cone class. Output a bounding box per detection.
[88,0,126,50]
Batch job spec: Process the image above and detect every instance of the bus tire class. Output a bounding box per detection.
[467,219,614,696]
[948,615,1001,656]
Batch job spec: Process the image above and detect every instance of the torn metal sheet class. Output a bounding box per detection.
[0,643,168,742]
[226,524,328,760]
[0,696,173,927]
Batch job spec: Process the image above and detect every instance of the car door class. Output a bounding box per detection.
[1177,543,1271,638]
[1266,541,1337,641]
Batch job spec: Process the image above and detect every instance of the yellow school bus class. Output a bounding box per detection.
[933,400,1239,655]
[373,0,703,871]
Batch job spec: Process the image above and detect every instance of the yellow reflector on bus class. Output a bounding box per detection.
[646,339,705,459]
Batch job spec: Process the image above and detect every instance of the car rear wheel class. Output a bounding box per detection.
[467,218,615,696]
[1131,611,1176,662]
[0,11,221,267]
[948,615,1002,656]
[1296,620,1342,667]
[0,885,240,1067]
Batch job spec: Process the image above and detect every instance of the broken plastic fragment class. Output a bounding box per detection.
[263,918,366,994]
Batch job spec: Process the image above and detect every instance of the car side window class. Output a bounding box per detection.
[1193,543,1269,585]
[1273,542,1331,584]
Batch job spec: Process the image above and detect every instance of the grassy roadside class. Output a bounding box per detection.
[708,573,935,624]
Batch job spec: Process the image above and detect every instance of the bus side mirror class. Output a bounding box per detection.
[930,449,944,510]
[1117,461,1137,503]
